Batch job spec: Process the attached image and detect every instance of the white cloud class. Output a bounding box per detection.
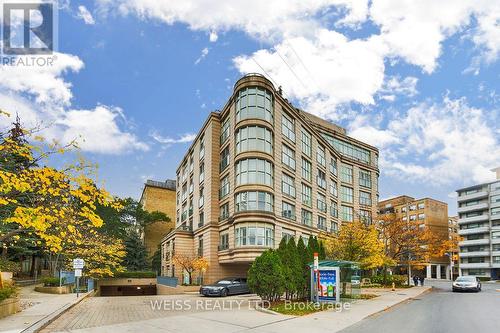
[356,97,500,185]
[150,131,196,145]
[209,31,218,42]
[77,5,95,25]
[194,47,209,65]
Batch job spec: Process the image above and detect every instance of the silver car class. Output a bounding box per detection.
[452,276,482,292]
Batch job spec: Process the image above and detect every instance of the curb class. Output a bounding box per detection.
[253,305,280,315]
[21,290,94,333]
[365,287,433,319]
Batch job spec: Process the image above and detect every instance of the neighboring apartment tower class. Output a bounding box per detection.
[378,196,451,279]
[448,216,460,278]
[161,74,379,284]
[456,169,500,280]
[139,179,176,261]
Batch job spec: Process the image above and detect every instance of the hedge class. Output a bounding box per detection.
[370,274,408,286]
[0,283,18,302]
[112,271,156,278]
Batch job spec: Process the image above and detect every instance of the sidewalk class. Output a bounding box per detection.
[42,286,431,333]
[0,285,90,333]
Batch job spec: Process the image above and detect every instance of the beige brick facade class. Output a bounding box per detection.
[161,74,380,284]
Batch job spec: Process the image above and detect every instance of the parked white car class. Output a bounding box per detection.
[452,276,482,292]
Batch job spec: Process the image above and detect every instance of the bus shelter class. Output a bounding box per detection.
[309,260,361,302]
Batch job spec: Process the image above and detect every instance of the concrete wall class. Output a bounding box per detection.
[0,297,20,319]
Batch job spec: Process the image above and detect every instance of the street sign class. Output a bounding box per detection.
[73,258,84,269]
[74,269,82,277]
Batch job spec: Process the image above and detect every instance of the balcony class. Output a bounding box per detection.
[492,213,500,221]
[459,238,490,246]
[458,262,490,269]
[457,191,489,203]
[457,202,489,213]
[458,214,489,224]
[459,251,490,258]
[458,226,490,235]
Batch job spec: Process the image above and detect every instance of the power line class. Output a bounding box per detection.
[274,47,309,91]
[285,40,320,91]
[251,57,279,88]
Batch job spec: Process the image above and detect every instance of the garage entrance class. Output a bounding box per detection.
[100,285,156,296]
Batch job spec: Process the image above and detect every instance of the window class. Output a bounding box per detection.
[410,215,416,221]
[331,221,339,233]
[236,87,273,123]
[301,184,312,207]
[317,193,327,213]
[301,209,312,226]
[321,133,370,164]
[402,216,407,221]
[199,163,205,183]
[235,158,273,186]
[198,212,204,227]
[219,233,229,250]
[282,144,296,170]
[282,201,296,220]
[409,205,417,211]
[317,169,326,189]
[301,158,312,182]
[418,213,425,220]
[220,175,230,199]
[360,191,372,206]
[402,207,407,213]
[235,125,273,154]
[282,229,295,242]
[198,188,204,208]
[330,201,338,218]
[301,129,312,157]
[220,146,230,172]
[318,216,327,230]
[329,181,338,197]
[199,135,205,159]
[492,231,500,239]
[317,145,326,167]
[492,207,500,216]
[235,191,274,212]
[418,202,425,209]
[359,210,372,224]
[235,223,274,247]
[330,158,337,176]
[359,169,371,188]
[341,206,353,222]
[282,113,295,142]
[189,178,194,194]
[340,164,353,183]
[220,203,229,220]
[189,153,194,173]
[282,173,296,198]
[220,117,230,144]
[341,186,353,204]
[198,236,203,257]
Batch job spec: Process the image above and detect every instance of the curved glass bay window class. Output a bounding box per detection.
[235,223,274,247]
[235,158,273,186]
[235,126,273,154]
[235,191,274,212]
[236,87,273,123]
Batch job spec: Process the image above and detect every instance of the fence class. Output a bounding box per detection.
[157,276,178,287]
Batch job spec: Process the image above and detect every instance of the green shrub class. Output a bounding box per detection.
[0,259,20,273]
[42,277,60,287]
[248,249,285,301]
[0,283,18,302]
[113,271,156,278]
[371,274,408,287]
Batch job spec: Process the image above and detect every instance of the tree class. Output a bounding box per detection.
[123,231,149,271]
[296,237,310,299]
[378,213,448,285]
[0,113,125,276]
[276,238,301,299]
[325,221,386,269]
[172,254,208,285]
[247,249,285,301]
[151,245,162,275]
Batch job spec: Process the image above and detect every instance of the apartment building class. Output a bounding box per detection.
[161,74,379,284]
[378,196,451,279]
[456,168,500,280]
[448,216,459,278]
[139,179,176,261]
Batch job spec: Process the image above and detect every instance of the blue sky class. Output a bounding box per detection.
[1,1,499,215]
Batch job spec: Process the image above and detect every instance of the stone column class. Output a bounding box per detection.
[426,264,432,279]
[436,264,441,279]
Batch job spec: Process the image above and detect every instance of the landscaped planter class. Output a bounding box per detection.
[35,285,72,294]
[0,272,13,284]
[0,297,20,319]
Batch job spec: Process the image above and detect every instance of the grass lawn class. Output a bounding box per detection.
[340,293,378,300]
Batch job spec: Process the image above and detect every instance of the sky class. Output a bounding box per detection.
[0,0,499,215]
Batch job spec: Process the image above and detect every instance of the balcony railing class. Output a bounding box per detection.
[282,212,296,221]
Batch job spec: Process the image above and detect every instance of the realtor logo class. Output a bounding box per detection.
[2,1,55,55]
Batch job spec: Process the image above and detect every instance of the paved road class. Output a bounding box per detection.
[340,280,500,333]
